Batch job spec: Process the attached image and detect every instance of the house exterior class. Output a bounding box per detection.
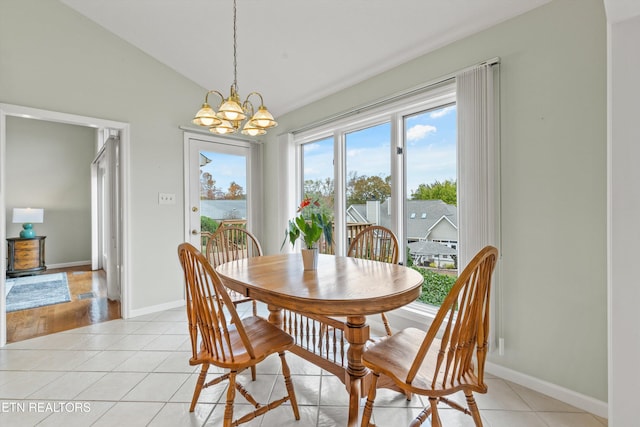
[348,199,458,266]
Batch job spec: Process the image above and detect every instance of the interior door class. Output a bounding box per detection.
[91,134,121,300]
[187,135,256,249]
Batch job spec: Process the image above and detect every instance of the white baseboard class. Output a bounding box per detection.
[46,261,91,270]
[485,361,608,419]
[128,299,185,319]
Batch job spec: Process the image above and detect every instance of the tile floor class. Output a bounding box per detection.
[0,303,607,427]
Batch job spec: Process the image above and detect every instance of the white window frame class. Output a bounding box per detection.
[288,64,500,335]
[292,84,457,326]
[294,83,456,258]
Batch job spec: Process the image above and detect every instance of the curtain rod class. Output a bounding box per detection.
[291,57,500,135]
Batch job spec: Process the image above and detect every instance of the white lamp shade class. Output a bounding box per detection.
[12,208,44,224]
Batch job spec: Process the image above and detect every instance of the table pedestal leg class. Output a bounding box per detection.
[267,304,283,327]
[344,315,369,427]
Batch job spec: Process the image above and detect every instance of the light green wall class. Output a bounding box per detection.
[0,0,204,309]
[5,117,94,265]
[0,0,607,403]
[263,0,607,401]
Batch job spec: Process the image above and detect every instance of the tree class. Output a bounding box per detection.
[200,172,219,200]
[347,172,391,205]
[304,177,334,218]
[411,179,457,205]
[226,181,245,200]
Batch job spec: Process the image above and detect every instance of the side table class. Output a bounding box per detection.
[6,236,46,278]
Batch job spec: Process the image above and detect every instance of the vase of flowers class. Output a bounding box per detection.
[282,197,332,270]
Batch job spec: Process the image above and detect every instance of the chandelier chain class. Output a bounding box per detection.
[191,0,277,135]
[232,0,238,90]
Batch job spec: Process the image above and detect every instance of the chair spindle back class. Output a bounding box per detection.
[206,226,262,267]
[178,243,255,364]
[347,225,399,264]
[407,245,498,389]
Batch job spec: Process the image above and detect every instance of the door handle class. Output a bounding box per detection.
[191,229,198,235]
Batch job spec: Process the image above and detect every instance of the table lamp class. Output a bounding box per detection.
[12,208,44,238]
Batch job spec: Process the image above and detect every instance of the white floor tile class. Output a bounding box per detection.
[147,402,214,427]
[91,401,164,427]
[27,371,106,399]
[0,371,64,399]
[76,350,137,371]
[153,351,198,373]
[36,401,115,427]
[70,333,127,350]
[482,410,549,427]
[537,412,609,427]
[122,372,191,402]
[114,350,172,372]
[170,372,227,405]
[507,381,583,412]
[0,400,53,425]
[107,334,159,350]
[78,372,147,400]
[142,334,188,351]
[0,307,609,427]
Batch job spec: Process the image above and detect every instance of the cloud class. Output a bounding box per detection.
[430,105,456,119]
[406,124,436,141]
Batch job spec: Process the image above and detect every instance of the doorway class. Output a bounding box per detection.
[185,132,261,247]
[0,103,130,346]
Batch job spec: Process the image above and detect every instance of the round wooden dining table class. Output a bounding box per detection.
[216,252,424,427]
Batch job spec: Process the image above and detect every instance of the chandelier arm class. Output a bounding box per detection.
[241,100,255,117]
[204,90,225,105]
[244,91,266,107]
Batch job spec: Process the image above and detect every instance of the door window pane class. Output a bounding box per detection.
[199,150,248,241]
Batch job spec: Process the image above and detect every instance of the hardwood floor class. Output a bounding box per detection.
[6,265,121,343]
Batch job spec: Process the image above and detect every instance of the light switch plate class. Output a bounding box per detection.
[158,192,176,205]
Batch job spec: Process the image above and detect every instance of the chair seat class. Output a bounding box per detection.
[362,327,486,396]
[196,316,294,369]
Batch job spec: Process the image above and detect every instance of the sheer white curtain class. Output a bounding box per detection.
[456,63,500,270]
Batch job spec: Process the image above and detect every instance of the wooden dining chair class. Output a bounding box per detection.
[205,226,261,316]
[178,243,300,426]
[347,225,399,336]
[360,245,499,427]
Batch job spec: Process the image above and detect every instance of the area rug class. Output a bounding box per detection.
[5,273,71,312]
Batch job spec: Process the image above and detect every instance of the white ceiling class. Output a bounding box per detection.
[60,0,551,117]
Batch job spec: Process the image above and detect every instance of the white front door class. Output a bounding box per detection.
[185,133,259,249]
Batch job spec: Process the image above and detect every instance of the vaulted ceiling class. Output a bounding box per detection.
[60,0,552,117]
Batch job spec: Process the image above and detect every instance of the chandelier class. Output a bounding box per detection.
[192,0,277,136]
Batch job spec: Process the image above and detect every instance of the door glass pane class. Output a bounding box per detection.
[345,122,391,249]
[405,104,458,307]
[302,137,334,253]
[199,150,248,249]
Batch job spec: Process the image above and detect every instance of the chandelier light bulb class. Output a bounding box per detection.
[193,103,222,127]
[210,119,235,135]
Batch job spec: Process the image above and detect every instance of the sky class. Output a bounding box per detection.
[198,104,457,197]
[303,104,457,195]
[200,151,247,193]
